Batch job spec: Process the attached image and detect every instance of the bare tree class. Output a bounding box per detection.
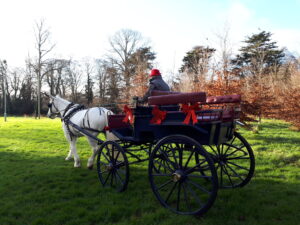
[66,60,83,102]
[0,60,9,120]
[9,67,24,100]
[44,59,70,96]
[29,19,55,118]
[95,59,108,104]
[214,26,234,91]
[108,29,146,99]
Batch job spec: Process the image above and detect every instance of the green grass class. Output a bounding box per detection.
[0,117,299,225]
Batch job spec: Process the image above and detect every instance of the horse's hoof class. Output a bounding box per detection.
[74,164,81,168]
[65,156,73,161]
[87,165,93,170]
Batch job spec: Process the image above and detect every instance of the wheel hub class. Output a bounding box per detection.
[172,170,185,182]
[106,163,114,171]
[215,154,227,165]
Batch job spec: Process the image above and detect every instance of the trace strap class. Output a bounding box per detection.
[150,106,167,125]
[122,105,134,124]
[181,103,200,125]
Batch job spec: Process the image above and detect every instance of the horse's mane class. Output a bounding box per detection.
[55,95,71,105]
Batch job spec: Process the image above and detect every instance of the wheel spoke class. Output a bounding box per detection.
[115,161,125,167]
[221,143,225,154]
[176,182,182,211]
[224,136,237,155]
[208,145,218,155]
[220,164,223,187]
[187,174,212,179]
[185,160,206,174]
[105,145,112,160]
[154,159,174,173]
[101,151,110,162]
[184,151,194,169]
[225,148,247,157]
[115,170,125,185]
[114,150,121,163]
[149,136,220,215]
[225,163,244,181]
[99,170,109,175]
[187,179,211,194]
[111,145,115,161]
[222,165,234,186]
[165,182,177,204]
[227,161,250,171]
[99,161,108,166]
[185,182,202,207]
[158,150,176,170]
[156,180,173,190]
[227,156,250,160]
[103,171,112,185]
[172,144,180,168]
[182,183,191,211]
[97,141,128,192]
[152,173,172,177]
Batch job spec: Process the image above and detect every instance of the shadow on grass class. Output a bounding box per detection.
[258,121,291,130]
[252,135,300,145]
[0,150,299,225]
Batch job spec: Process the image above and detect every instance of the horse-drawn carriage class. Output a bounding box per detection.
[95,91,255,216]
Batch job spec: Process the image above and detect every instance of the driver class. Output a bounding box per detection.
[139,69,170,103]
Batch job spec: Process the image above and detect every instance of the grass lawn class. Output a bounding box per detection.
[0,117,299,225]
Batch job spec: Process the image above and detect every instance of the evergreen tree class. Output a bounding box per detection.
[180,46,216,75]
[232,31,285,77]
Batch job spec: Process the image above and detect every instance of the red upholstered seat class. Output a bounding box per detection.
[148,92,206,105]
[206,94,241,104]
[108,115,130,129]
[150,90,180,96]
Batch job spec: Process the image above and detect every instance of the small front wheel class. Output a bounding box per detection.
[96,141,129,192]
[149,135,218,216]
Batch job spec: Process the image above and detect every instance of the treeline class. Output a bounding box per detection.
[0,20,300,129]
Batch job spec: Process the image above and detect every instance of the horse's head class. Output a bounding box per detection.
[44,93,61,119]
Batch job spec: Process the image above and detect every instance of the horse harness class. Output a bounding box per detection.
[59,103,105,140]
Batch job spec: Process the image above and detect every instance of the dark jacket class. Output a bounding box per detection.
[140,75,170,103]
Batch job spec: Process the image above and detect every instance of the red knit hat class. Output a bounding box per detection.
[150,69,161,76]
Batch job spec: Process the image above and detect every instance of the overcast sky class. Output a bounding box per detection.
[1,0,300,75]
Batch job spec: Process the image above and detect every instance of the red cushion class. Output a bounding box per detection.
[206,95,241,104]
[148,92,206,105]
[108,115,130,129]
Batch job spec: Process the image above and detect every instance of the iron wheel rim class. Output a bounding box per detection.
[97,141,129,192]
[149,135,218,215]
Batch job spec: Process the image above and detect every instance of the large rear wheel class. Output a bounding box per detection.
[149,135,218,215]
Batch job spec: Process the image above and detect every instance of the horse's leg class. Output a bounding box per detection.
[63,123,80,167]
[65,147,73,161]
[87,137,99,170]
[70,137,81,168]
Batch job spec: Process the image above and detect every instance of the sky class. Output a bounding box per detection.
[1,0,300,75]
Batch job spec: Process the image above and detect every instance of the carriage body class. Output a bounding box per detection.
[96,92,255,216]
[107,91,240,146]
[108,105,236,146]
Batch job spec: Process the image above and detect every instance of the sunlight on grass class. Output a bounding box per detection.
[0,117,299,225]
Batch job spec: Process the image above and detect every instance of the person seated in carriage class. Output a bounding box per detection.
[138,69,170,103]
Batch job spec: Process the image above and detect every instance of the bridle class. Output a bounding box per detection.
[48,102,63,117]
[48,100,75,119]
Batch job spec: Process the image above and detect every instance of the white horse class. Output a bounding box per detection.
[46,94,116,169]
